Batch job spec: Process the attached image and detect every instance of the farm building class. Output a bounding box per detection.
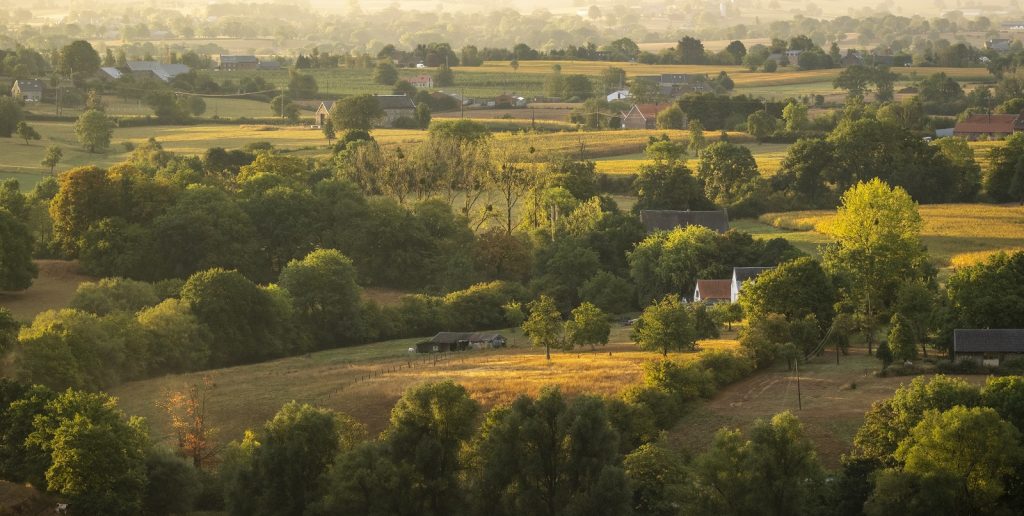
[125,61,191,83]
[314,100,334,127]
[986,39,1013,52]
[607,89,630,102]
[10,79,43,102]
[953,113,1023,141]
[416,332,508,353]
[621,104,669,129]
[376,94,417,127]
[217,55,259,71]
[408,74,433,88]
[97,67,123,80]
[693,279,731,304]
[731,267,774,303]
[953,329,1024,366]
[639,209,730,234]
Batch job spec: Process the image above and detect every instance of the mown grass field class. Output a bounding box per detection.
[110,326,740,447]
[751,203,1024,271]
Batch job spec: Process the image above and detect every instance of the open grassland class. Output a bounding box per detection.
[668,347,988,469]
[27,95,274,120]
[111,327,739,447]
[0,261,92,322]
[753,203,1024,270]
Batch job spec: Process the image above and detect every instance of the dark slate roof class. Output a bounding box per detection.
[733,267,774,284]
[13,79,44,91]
[954,329,1024,353]
[317,100,335,112]
[430,332,506,344]
[639,209,730,234]
[219,55,258,64]
[375,94,415,110]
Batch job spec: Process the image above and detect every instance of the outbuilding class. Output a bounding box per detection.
[416,332,508,353]
[953,329,1024,366]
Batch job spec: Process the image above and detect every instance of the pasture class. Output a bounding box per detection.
[110,326,739,447]
[0,261,92,322]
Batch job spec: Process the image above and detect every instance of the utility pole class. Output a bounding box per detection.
[795,359,803,410]
[460,87,465,119]
[280,85,285,119]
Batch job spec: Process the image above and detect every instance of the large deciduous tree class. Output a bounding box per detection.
[331,95,384,131]
[633,294,694,356]
[0,208,37,290]
[278,249,362,347]
[74,109,114,153]
[522,295,563,360]
[696,142,761,206]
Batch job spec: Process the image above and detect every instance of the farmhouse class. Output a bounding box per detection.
[953,329,1024,366]
[639,209,730,234]
[11,79,43,102]
[314,101,334,127]
[621,104,667,129]
[693,279,731,304]
[416,332,508,353]
[953,113,1023,141]
[217,55,259,71]
[986,39,1012,52]
[126,61,191,83]
[731,267,773,303]
[375,95,416,127]
[408,74,433,88]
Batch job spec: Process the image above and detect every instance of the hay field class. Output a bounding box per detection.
[755,203,1024,269]
[0,260,92,322]
[593,142,790,176]
[111,326,739,446]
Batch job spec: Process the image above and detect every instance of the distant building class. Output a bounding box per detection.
[621,103,670,129]
[97,67,123,80]
[416,332,508,353]
[126,61,191,82]
[1004,22,1024,31]
[693,279,732,304]
[258,60,281,71]
[607,89,630,102]
[839,52,864,67]
[987,39,1012,52]
[408,74,433,89]
[954,329,1024,366]
[11,79,44,102]
[953,113,1023,141]
[639,209,730,234]
[375,94,416,127]
[217,55,259,71]
[731,267,774,303]
[314,100,334,127]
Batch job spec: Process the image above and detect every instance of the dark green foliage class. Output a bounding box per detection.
[623,443,687,516]
[985,133,1024,203]
[633,161,714,212]
[579,271,637,314]
[279,249,362,347]
[143,448,201,516]
[739,257,836,333]
[946,251,1024,330]
[0,96,25,137]
[68,277,160,315]
[0,380,54,485]
[0,208,37,290]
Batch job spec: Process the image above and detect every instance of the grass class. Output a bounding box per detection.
[592,142,791,176]
[752,203,1024,271]
[0,260,93,322]
[110,326,739,447]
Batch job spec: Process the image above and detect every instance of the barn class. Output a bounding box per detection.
[953,329,1024,366]
[415,332,508,353]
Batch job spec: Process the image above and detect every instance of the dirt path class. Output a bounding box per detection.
[0,260,92,321]
[668,349,986,469]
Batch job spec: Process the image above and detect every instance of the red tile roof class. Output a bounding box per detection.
[694,279,731,301]
[954,114,1019,134]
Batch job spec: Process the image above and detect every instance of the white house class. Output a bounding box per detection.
[607,89,630,102]
[730,267,774,303]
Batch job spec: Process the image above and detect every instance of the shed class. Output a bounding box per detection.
[375,94,416,127]
[731,267,774,303]
[693,279,732,303]
[639,209,730,234]
[953,114,1022,141]
[954,329,1024,366]
[314,100,335,127]
[417,332,508,353]
[218,55,259,71]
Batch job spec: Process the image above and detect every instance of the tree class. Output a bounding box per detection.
[393,79,417,96]
[331,94,384,131]
[623,443,687,516]
[833,65,875,98]
[145,91,186,121]
[677,36,706,64]
[875,340,893,368]
[656,105,686,129]
[15,121,40,145]
[415,102,431,128]
[696,142,760,205]
[385,381,479,515]
[28,389,148,515]
[633,294,694,356]
[946,251,1024,330]
[41,145,63,175]
[980,376,1024,432]
[893,406,1022,513]
[739,257,836,332]
[781,102,809,131]
[562,74,594,99]
[0,208,37,290]
[632,161,714,212]
[0,96,25,137]
[725,40,747,63]
[435,63,454,87]
[142,448,200,516]
[287,70,318,98]
[159,377,219,469]
[321,118,335,144]
[821,179,927,354]
[888,313,918,362]
[0,308,17,355]
[279,249,362,347]
[69,277,159,315]
[374,63,399,85]
[565,302,610,350]
[688,118,706,156]
[58,40,101,77]
[746,110,776,140]
[74,109,114,152]
[470,388,630,516]
[522,295,563,360]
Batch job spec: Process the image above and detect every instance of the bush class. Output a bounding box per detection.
[391,116,420,129]
[698,349,756,387]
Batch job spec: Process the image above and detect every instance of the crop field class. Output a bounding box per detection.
[27,95,274,120]
[111,326,740,446]
[593,142,791,176]
[753,203,1024,271]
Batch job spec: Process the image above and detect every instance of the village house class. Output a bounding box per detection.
[693,279,732,304]
[639,209,730,234]
[986,39,1013,52]
[416,332,508,353]
[408,74,433,89]
[217,55,259,71]
[953,329,1024,366]
[376,94,417,127]
[10,79,44,102]
[126,61,191,83]
[953,113,1024,141]
[314,100,334,127]
[730,267,773,303]
[621,104,668,129]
